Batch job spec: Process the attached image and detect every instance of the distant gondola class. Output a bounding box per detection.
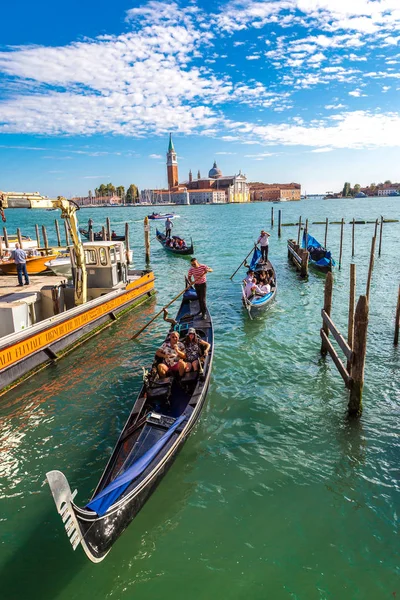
[79,227,125,242]
[148,212,176,220]
[241,247,277,318]
[156,229,193,256]
[302,230,335,272]
[47,290,214,562]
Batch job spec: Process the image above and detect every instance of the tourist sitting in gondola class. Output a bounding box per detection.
[155,331,187,378]
[243,269,255,284]
[183,327,210,373]
[244,277,267,298]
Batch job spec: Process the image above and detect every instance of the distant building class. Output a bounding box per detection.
[376,183,400,196]
[142,135,250,204]
[71,195,123,206]
[250,182,301,202]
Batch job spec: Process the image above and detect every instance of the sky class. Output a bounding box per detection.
[1,0,400,196]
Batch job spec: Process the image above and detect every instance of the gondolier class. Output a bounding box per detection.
[88,218,93,234]
[257,230,270,263]
[165,217,173,238]
[188,257,213,320]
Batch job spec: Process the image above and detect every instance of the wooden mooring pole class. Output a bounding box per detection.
[365,235,376,301]
[17,227,23,247]
[278,209,282,238]
[125,222,131,264]
[339,217,344,270]
[351,218,355,257]
[35,224,41,248]
[0,235,3,257]
[378,215,383,257]
[144,216,150,263]
[301,250,309,278]
[101,226,106,242]
[297,216,302,246]
[348,295,369,417]
[3,227,9,249]
[347,263,356,372]
[55,220,61,246]
[42,225,49,253]
[106,217,111,241]
[271,206,274,227]
[89,229,94,242]
[324,217,328,248]
[394,285,400,346]
[374,218,379,239]
[321,271,333,356]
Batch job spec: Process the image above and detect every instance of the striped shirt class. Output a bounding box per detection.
[188,264,209,284]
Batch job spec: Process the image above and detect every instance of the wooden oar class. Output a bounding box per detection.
[230,245,256,280]
[131,283,193,339]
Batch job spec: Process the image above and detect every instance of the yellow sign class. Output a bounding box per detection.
[0,274,154,372]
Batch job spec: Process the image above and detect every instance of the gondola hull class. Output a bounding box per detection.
[47,292,213,562]
[156,229,193,255]
[302,231,335,273]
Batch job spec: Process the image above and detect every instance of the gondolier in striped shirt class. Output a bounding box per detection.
[188,258,213,320]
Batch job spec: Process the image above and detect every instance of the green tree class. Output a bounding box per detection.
[342,182,351,197]
[384,180,392,184]
[97,183,107,197]
[353,183,361,195]
[116,185,125,200]
[126,184,139,204]
[106,183,116,196]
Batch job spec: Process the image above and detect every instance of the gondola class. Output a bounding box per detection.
[302,231,335,272]
[46,290,214,563]
[148,212,175,220]
[156,229,193,256]
[79,227,125,242]
[241,247,277,319]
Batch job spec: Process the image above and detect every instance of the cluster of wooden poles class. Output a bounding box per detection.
[318,228,399,417]
[268,205,399,416]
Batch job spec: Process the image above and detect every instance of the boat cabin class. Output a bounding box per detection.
[68,241,133,302]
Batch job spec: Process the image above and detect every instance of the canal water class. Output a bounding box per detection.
[0,199,399,600]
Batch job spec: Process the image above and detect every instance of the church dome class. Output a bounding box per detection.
[208,161,222,179]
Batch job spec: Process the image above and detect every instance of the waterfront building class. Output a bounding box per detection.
[250,182,301,202]
[71,195,123,206]
[143,135,250,204]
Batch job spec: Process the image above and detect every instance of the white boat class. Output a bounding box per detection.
[45,256,72,278]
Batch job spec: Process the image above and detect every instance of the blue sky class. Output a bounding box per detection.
[1,0,400,196]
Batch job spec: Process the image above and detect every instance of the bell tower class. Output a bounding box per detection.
[167,133,179,189]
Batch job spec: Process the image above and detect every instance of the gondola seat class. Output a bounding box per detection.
[146,376,173,402]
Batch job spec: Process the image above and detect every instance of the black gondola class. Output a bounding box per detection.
[79,227,126,242]
[46,290,213,563]
[156,229,194,256]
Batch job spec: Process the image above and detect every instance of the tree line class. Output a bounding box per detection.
[89,183,140,203]
[342,180,393,197]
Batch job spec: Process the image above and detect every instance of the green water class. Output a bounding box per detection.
[1,199,399,600]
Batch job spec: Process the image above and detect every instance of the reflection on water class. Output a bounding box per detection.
[0,199,399,599]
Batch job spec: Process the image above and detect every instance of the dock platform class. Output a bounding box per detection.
[0,275,67,301]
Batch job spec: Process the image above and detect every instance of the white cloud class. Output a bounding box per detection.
[226,110,400,150]
[149,153,163,158]
[311,147,333,153]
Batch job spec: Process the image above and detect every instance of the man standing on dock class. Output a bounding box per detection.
[12,243,29,287]
[188,258,213,320]
[257,229,271,264]
[165,217,173,238]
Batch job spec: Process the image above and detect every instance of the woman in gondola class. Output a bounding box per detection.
[184,328,210,372]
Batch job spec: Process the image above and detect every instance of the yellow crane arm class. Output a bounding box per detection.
[0,191,87,305]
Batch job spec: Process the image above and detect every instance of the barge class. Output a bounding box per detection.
[0,191,155,394]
